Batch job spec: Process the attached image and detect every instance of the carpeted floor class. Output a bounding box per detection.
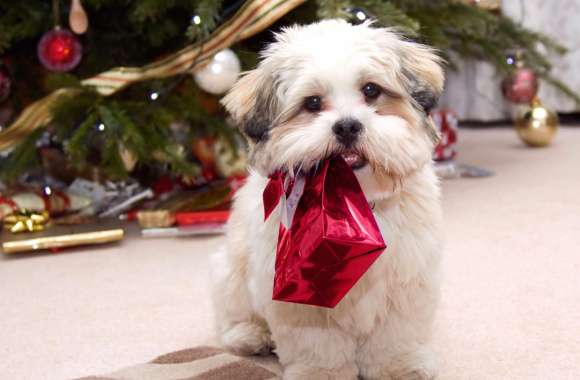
[1,128,579,380]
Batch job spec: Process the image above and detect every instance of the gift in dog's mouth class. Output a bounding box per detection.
[341,150,367,170]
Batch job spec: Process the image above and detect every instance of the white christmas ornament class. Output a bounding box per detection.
[194,49,241,95]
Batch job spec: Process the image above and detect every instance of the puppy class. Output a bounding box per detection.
[211,19,444,380]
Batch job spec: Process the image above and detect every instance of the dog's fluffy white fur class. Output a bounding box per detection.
[211,20,445,379]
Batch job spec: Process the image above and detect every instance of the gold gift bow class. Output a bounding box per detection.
[3,210,50,233]
[0,0,306,152]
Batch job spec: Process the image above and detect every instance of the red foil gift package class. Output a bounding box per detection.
[263,156,387,308]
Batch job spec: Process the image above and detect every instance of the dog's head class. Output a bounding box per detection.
[223,19,444,200]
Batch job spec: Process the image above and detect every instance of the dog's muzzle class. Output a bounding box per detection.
[332,118,363,147]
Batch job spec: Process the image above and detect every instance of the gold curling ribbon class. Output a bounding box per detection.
[0,0,306,151]
[4,210,50,233]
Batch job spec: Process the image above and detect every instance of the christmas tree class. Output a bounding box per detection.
[0,0,577,184]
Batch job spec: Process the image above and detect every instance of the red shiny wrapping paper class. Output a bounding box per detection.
[263,156,386,308]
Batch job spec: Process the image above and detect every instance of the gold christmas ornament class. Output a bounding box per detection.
[69,0,89,34]
[4,210,50,233]
[514,97,559,147]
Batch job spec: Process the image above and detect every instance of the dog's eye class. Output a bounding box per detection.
[304,96,322,112]
[362,83,381,100]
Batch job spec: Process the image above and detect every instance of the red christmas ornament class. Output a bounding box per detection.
[263,156,386,308]
[37,28,82,72]
[0,63,11,103]
[431,109,459,162]
[501,67,538,104]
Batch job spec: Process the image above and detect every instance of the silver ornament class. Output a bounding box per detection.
[194,49,241,95]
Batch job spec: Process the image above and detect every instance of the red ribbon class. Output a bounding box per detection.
[263,172,285,220]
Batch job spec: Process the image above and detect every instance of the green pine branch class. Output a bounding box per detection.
[0,129,44,182]
[186,0,224,42]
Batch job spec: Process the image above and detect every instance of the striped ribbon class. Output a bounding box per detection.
[0,0,305,152]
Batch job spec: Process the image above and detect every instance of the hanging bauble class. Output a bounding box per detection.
[69,0,89,34]
[37,27,83,72]
[501,67,538,104]
[194,49,241,95]
[0,63,12,103]
[514,97,558,147]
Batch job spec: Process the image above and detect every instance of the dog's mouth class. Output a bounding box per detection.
[341,150,367,170]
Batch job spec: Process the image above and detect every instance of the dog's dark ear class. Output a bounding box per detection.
[398,40,445,114]
[221,67,279,143]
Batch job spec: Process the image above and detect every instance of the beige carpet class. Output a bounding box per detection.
[1,128,579,380]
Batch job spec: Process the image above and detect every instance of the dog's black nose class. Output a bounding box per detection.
[332,118,363,146]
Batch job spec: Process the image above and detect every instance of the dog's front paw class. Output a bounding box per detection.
[283,363,358,380]
[220,320,274,356]
[361,347,438,380]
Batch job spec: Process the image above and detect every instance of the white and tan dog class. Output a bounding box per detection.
[211,19,444,380]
